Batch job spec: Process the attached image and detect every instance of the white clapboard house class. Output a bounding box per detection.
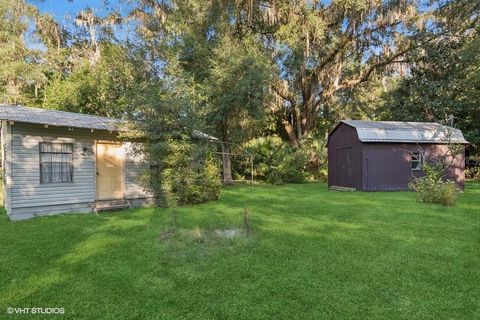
[0,104,153,220]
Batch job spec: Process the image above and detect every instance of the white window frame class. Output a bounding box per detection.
[410,152,422,171]
[39,142,74,184]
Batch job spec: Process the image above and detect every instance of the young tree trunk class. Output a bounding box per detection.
[221,142,234,185]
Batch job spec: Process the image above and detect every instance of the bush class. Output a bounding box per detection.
[198,156,223,202]
[236,135,328,184]
[280,151,308,183]
[265,170,284,185]
[466,156,480,180]
[241,136,306,184]
[148,140,221,207]
[409,163,460,206]
[296,136,328,181]
[242,136,289,184]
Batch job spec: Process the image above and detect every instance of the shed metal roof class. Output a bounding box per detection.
[0,104,123,131]
[341,120,468,144]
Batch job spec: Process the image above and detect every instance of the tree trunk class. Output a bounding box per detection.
[221,142,234,185]
[281,119,299,147]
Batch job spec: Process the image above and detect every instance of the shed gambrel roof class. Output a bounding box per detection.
[340,120,469,144]
[0,104,123,131]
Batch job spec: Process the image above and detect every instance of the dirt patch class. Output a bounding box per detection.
[213,228,243,239]
[159,228,176,241]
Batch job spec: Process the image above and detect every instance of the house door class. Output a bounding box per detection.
[96,142,124,200]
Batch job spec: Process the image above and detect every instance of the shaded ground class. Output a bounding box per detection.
[1,183,479,319]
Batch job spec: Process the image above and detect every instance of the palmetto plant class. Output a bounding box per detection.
[244,136,289,183]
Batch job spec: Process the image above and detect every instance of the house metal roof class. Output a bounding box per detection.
[0,104,123,131]
[341,120,469,144]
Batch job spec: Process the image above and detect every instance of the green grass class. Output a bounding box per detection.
[1,183,480,319]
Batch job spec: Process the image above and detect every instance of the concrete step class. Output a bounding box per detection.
[94,199,132,212]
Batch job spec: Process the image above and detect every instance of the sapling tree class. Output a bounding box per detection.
[409,126,466,206]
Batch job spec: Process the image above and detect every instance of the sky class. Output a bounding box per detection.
[30,0,126,23]
[27,0,136,45]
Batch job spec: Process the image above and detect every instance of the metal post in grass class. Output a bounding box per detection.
[192,130,254,187]
[243,207,251,235]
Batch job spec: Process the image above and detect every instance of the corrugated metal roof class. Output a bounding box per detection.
[342,120,469,144]
[0,104,123,131]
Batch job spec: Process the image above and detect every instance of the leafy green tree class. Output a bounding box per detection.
[382,0,480,152]
[132,0,275,184]
[43,43,143,117]
[74,8,123,66]
[201,35,274,184]
[131,0,432,146]
[257,0,427,145]
[121,65,222,206]
[0,0,62,105]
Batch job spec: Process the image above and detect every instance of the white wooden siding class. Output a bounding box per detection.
[10,124,96,218]
[7,123,153,220]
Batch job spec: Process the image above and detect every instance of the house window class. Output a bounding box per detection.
[40,143,73,183]
[411,152,422,171]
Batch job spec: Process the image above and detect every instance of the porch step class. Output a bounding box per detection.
[94,199,132,213]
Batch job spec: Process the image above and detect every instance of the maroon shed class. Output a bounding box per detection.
[327,120,468,191]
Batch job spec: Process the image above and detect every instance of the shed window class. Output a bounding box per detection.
[40,143,73,183]
[410,152,422,171]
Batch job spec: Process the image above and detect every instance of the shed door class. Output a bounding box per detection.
[336,147,353,187]
[96,142,124,200]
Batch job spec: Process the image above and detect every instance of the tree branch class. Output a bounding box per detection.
[336,44,413,90]
[272,82,297,108]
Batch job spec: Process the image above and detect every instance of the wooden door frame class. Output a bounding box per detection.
[95,140,126,201]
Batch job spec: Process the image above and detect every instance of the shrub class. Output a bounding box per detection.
[409,162,460,206]
[148,139,221,207]
[241,135,306,184]
[296,136,328,181]
[280,151,308,183]
[242,135,289,184]
[265,170,284,185]
[238,135,327,184]
[197,155,223,202]
[466,156,480,180]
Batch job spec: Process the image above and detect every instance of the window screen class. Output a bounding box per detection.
[411,152,422,170]
[40,143,73,183]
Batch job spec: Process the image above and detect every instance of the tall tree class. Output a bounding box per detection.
[131,0,274,184]
[74,8,123,65]
[202,35,273,184]
[260,0,427,145]
[382,0,480,151]
[131,0,431,146]
[0,0,63,104]
[43,43,146,117]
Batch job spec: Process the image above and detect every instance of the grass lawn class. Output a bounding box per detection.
[1,183,479,319]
